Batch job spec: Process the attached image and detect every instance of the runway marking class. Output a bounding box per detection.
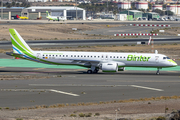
[29,84,164,91]
[131,85,164,91]
[50,89,79,96]
[29,84,128,87]
[0,89,79,96]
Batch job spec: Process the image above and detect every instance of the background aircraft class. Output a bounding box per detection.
[46,11,66,21]
[16,15,28,20]
[7,29,177,75]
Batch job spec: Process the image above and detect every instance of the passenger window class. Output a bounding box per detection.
[63,55,64,57]
[74,55,76,57]
[94,56,96,58]
[84,55,86,57]
[66,55,68,57]
[46,55,48,56]
[71,55,73,57]
[49,55,51,56]
[98,56,100,58]
[114,56,115,58]
[117,56,118,58]
[78,55,79,57]
[81,55,83,57]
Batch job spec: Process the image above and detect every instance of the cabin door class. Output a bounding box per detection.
[37,53,41,59]
[155,56,159,63]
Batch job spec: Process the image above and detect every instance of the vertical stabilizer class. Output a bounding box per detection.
[46,11,50,17]
[9,29,33,55]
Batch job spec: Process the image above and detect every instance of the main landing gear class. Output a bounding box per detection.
[87,66,99,74]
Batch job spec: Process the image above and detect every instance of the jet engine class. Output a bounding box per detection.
[118,67,125,71]
[101,63,118,72]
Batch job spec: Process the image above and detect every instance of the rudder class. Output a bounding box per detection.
[9,29,33,55]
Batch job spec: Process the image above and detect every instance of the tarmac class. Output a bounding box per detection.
[0,59,179,71]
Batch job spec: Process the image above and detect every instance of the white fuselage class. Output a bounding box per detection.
[33,51,177,68]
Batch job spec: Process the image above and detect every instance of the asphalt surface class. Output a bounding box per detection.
[0,67,179,108]
[1,38,180,50]
[0,20,180,109]
[1,19,180,25]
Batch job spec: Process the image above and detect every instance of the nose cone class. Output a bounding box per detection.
[168,60,178,67]
[173,61,178,66]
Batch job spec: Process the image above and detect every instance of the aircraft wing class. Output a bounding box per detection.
[62,58,101,64]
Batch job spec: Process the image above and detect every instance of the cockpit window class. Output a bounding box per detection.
[163,57,171,59]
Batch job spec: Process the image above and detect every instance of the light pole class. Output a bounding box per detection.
[107,0,108,13]
[128,0,129,21]
[1,0,3,19]
[76,0,77,20]
[115,108,120,120]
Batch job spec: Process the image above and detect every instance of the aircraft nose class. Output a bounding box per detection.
[173,61,178,66]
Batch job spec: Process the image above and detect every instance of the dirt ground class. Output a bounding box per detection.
[0,24,121,41]
[0,98,180,120]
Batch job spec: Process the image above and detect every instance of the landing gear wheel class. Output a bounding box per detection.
[87,70,92,74]
[93,69,98,73]
[156,68,160,75]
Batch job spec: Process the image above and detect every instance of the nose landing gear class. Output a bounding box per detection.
[156,68,162,75]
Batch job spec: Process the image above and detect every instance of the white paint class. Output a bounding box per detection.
[131,85,164,91]
[159,30,165,32]
[1,88,79,96]
[29,84,127,87]
[50,89,79,96]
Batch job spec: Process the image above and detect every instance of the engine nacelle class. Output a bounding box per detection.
[118,67,125,71]
[101,62,118,72]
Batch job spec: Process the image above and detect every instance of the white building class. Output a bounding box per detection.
[135,1,148,10]
[166,5,180,15]
[118,2,131,9]
[22,6,86,20]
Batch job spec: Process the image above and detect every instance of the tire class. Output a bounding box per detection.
[87,70,92,74]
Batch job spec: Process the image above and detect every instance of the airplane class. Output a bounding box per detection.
[16,15,28,20]
[6,29,177,75]
[46,11,66,21]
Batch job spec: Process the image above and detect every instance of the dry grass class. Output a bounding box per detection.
[0,24,124,41]
[0,75,51,80]
[155,27,180,36]
[6,95,179,111]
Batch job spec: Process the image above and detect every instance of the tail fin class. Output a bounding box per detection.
[9,29,33,55]
[46,11,50,17]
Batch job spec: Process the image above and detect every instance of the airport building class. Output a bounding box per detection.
[143,12,160,20]
[0,6,86,20]
[120,10,143,19]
